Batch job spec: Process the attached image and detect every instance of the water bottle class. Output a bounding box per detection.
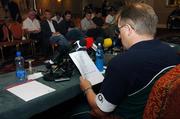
[95,43,104,72]
[15,51,27,82]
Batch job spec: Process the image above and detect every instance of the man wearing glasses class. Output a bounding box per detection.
[77,3,180,119]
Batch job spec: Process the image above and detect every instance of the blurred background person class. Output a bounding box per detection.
[52,11,63,24]
[58,10,75,35]
[81,11,96,33]
[104,6,118,47]
[41,9,60,57]
[22,10,41,40]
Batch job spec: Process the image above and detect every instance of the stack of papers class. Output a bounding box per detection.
[7,81,55,102]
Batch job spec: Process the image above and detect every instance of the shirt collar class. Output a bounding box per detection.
[129,39,160,50]
[27,17,35,22]
[47,20,53,23]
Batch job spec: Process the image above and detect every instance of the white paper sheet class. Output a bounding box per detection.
[69,51,104,85]
[7,81,56,102]
[27,72,43,80]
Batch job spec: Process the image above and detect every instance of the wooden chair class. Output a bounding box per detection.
[0,24,17,61]
[95,64,180,119]
[143,64,180,119]
[8,21,33,55]
[74,17,81,29]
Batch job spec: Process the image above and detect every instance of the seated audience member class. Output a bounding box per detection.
[92,10,105,28]
[41,10,60,57]
[52,12,63,24]
[104,6,117,38]
[22,10,41,40]
[105,6,116,25]
[86,10,106,41]
[81,11,105,41]
[58,10,75,35]
[91,8,96,19]
[81,11,96,32]
[76,3,180,119]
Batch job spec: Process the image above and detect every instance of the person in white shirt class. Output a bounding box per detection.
[22,10,42,54]
[22,10,41,39]
[105,7,116,25]
[81,11,96,32]
[104,7,117,40]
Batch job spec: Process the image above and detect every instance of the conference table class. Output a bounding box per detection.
[0,65,82,119]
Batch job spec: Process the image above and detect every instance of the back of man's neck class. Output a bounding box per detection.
[131,35,154,46]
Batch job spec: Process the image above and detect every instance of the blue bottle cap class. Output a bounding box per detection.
[16,51,21,57]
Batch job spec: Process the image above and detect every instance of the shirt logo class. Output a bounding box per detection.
[98,94,103,103]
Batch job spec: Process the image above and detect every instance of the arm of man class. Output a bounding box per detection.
[33,19,41,32]
[80,19,88,31]
[40,21,52,38]
[22,19,41,33]
[80,77,109,118]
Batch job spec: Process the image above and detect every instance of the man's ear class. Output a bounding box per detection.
[126,24,134,36]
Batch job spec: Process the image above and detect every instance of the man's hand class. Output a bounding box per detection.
[33,29,41,33]
[24,29,41,34]
[80,76,92,91]
[52,32,61,36]
[80,76,109,118]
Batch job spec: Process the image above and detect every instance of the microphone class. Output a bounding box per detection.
[74,40,87,51]
[80,37,113,51]
[96,37,113,49]
[85,37,94,49]
[85,37,97,51]
[103,38,113,49]
[79,37,97,51]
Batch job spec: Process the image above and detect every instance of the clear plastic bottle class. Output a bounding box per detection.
[15,51,27,82]
[95,43,104,72]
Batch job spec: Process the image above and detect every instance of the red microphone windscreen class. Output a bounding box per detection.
[85,37,94,49]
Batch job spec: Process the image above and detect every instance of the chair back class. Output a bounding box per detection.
[2,25,10,42]
[143,64,180,119]
[8,22,23,40]
[74,17,81,29]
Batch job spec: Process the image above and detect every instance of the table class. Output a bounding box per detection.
[0,66,81,119]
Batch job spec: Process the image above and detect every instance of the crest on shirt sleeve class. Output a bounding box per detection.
[98,94,104,103]
[96,93,117,112]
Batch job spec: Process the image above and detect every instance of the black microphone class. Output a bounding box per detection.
[74,40,87,51]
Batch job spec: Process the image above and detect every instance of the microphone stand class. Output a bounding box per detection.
[43,56,74,81]
[43,64,62,81]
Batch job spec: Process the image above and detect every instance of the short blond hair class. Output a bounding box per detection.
[117,3,158,36]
